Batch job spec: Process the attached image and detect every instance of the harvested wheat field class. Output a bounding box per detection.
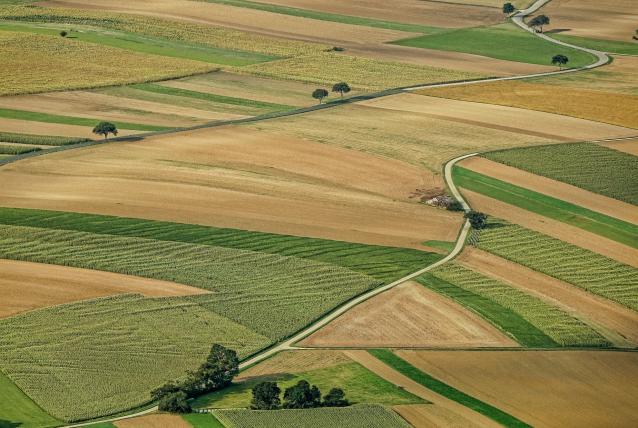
[396,350,638,428]
[238,350,352,380]
[459,157,638,224]
[0,125,461,248]
[539,0,638,42]
[299,281,517,348]
[115,414,191,428]
[601,139,638,156]
[0,259,208,319]
[393,404,483,428]
[462,189,638,267]
[458,248,638,347]
[0,118,138,139]
[418,81,638,129]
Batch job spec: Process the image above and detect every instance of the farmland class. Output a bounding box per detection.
[0,370,61,428]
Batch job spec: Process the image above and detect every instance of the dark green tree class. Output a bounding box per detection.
[551,54,569,69]
[322,388,349,407]
[251,381,281,410]
[150,381,181,401]
[529,14,550,33]
[446,200,464,212]
[465,211,487,229]
[158,391,191,413]
[283,380,321,409]
[312,88,329,104]
[502,3,515,14]
[60,30,68,37]
[332,82,351,98]
[92,121,118,139]
[183,344,239,396]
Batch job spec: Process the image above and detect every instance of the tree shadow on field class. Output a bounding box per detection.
[545,28,572,34]
[0,419,22,428]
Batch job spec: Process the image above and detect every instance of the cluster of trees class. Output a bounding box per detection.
[251,380,348,410]
[151,344,239,413]
[312,82,351,104]
[465,210,487,229]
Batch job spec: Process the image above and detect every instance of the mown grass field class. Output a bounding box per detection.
[552,34,638,55]
[214,405,410,428]
[0,370,61,428]
[483,143,638,205]
[368,350,531,428]
[419,264,609,347]
[453,166,638,248]
[393,23,596,68]
[182,413,225,428]
[0,132,90,146]
[474,219,638,312]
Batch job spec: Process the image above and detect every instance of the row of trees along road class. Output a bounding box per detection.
[312,82,351,104]
[251,380,348,410]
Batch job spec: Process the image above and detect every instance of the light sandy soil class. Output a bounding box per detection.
[396,350,638,428]
[460,157,638,224]
[0,118,138,139]
[0,92,245,127]
[0,125,461,249]
[600,139,638,156]
[462,189,638,267]
[363,93,638,140]
[540,0,638,42]
[458,248,638,347]
[0,259,209,319]
[115,414,191,428]
[393,404,483,428]
[238,350,351,380]
[251,0,504,28]
[344,350,500,428]
[299,281,517,348]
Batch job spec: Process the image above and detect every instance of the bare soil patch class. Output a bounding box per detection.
[393,404,483,428]
[0,118,137,139]
[299,281,517,348]
[397,350,638,428]
[462,189,638,267]
[600,139,638,156]
[115,414,191,428]
[458,248,638,347]
[0,125,461,249]
[238,350,351,380]
[460,157,638,224]
[0,259,208,319]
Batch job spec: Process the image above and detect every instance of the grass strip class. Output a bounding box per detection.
[0,131,90,146]
[200,0,442,34]
[0,107,171,131]
[0,144,41,155]
[183,413,225,428]
[0,370,61,428]
[553,34,638,55]
[453,166,638,248]
[368,349,532,428]
[131,83,294,112]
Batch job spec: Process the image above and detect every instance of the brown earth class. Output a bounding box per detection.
[238,350,351,380]
[344,350,500,428]
[115,414,191,428]
[361,93,637,140]
[393,404,483,428]
[0,259,209,319]
[0,125,461,249]
[462,189,638,267]
[299,281,517,348]
[0,118,138,139]
[600,139,638,156]
[396,350,638,428]
[458,248,638,347]
[459,156,638,224]
[539,0,638,42]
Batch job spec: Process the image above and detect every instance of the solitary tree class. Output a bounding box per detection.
[502,2,515,14]
[283,380,322,409]
[529,14,550,33]
[312,88,329,104]
[551,54,569,69]
[332,82,351,98]
[183,344,239,397]
[465,211,487,229]
[92,121,118,139]
[323,388,349,407]
[60,30,68,37]
[158,391,191,413]
[251,381,281,410]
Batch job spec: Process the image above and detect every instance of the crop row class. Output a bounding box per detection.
[0,144,41,155]
[474,220,638,312]
[0,131,90,146]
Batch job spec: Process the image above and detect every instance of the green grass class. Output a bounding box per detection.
[182,413,225,428]
[483,143,638,205]
[475,219,638,312]
[0,132,90,146]
[423,240,455,253]
[424,264,609,347]
[453,166,638,248]
[0,108,170,132]
[0,21,276,66]
[214,405,410,428]
[553,34,638,55]
[201,0,442,34]
[0,144,41,155]
[368,350,531,428]
[0,208,439,284]
[79,423,115,428]
[393,23,596,68]
[0,370,61,428]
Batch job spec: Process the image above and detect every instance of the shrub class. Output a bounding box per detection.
[158,391,191,413]
[59,30,68,37]
[323,388,349,407]
[446,200,464,212]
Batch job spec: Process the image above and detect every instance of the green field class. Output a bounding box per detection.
[453,166,638,248]
[368,350,531,428]
[483,143,638,205]
[423,240,456,253]
[0,144,41,155]
[393,23,596,68]
[0,132,90,146]
[553,34,638,55]
[182,413,225,428]
[423,264,609,347]
[0,370,60,428]
[214,405,410,428]
[475,219,638,312]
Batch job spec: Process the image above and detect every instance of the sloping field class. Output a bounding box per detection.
[237,350,352,378]
[396,350,638,428]
[0,126,462,249]
[0,259,209,319]
[299,281,517,348]
[360,93,636,140]
[393,404,484,428]
[601,139,638,156]
[0,118,137,139]
[420,81,638,129]
[114,414,191,428]
[0,370,60,428]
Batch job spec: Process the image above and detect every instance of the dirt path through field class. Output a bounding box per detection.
[0,259,209,319]
[459,157,638,224]
[458,248,638,347]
